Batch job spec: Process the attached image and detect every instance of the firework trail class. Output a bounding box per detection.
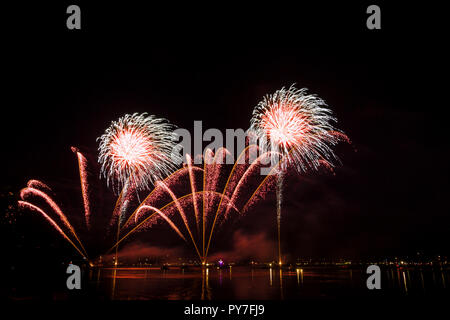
[19,145,102,262]
[249,85,345,172]
[276,170,284,265]
[18,200,88,260]
[109,178,141,230]
[118,166,204,228]
[223,149,281,220]
[186,154,201,235]
[27,179,53,193]
[20,185,88,256]
[111,190,237,260]
[136,205,187,242]
[19,145,276,265]
[203,149,214,257]
[19,139,184,265]
[210,145,259,225]
[156,181,198,250]
[203,147,233,236]
[207,147,232,210]
[72,147,92,229]
[248,84,349,265]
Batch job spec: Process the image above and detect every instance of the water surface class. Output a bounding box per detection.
[83,266,449,300]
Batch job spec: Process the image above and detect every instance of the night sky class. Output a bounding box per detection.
[1,2,448,273]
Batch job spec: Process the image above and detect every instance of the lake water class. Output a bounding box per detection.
[81,266,449,300]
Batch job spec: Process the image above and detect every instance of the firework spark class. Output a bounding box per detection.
[97,113,181,193]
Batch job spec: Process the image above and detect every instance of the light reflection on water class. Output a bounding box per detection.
[87,266,449,300]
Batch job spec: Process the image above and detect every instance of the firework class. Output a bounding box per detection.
[18,147,108,263]
[18,146,107,261]
[249,84,349,265]
[20,98,334,267]
[137,205,187,242]
[71,147,92,229]
[110,146,277,264]
[97,113,181,194]
[249,85,344,171]
[20,145,277,266]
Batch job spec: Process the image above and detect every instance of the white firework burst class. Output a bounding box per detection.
[98,113,181,193]
[248,84,346,173]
